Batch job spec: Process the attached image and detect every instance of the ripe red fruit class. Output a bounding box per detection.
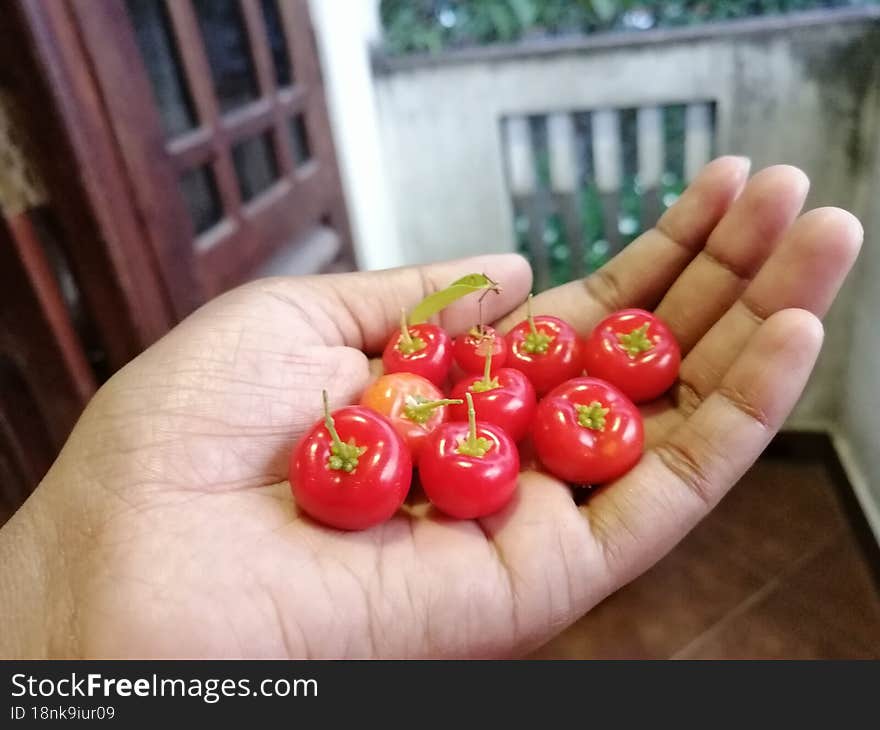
[420,392,519,519]
[449,349,536,443]
[382,311,452,387]
[532,377,643,485]
[453,325,508,375]
[290,392,412,530]
[360,372,461,463]
[583,309,680,403]
[506,297,583,396]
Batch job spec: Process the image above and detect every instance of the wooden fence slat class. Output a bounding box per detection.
[685,102,713,182]
[637,105,664,230]
[548,112,577,193]
[557,194,584,280]
[505,116,543,289]
[591,109,622,193]
[505,116,536,196]
[547,113,584,279]
[521,195,551,292]
[505,117,552,290]
[637,106,664,187]
[504,101,715,284]
[591,109,622,254]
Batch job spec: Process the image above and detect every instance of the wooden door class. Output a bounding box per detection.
[5,0,352,321]
[75,0,353,301]
[0,0,352,517]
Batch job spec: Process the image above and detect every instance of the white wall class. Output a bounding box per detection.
[839,77,880,534]
[308,0,404,270]
[372,17,879,424]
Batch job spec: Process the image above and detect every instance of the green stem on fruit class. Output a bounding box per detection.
[527,294,538,337]
[402,395,463,425]
[476,274,501,328]
[470,348,500,393]
[397,308,426,356]
[323,390,367,473]
[522,293,553,355]
[576,401,609,431]
[455,392,493,458]
[617,323,653,358]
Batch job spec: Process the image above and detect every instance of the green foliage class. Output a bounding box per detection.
[380,0,880,54]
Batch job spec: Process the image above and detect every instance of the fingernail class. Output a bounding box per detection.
[733,155,752,173]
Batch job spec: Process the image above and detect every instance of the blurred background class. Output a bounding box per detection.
[0,0,878,657]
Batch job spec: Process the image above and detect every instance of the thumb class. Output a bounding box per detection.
[259,253,533,355]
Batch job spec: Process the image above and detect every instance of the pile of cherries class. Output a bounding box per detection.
[290,275,680,531]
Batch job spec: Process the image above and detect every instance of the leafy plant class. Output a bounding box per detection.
[380,0,880,54]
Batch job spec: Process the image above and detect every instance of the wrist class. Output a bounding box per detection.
[0,480,76,657]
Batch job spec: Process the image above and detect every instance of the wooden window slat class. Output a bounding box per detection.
[240,0,296,178]
[20,0,355,322]
[277,86,308,115]
[17,0,184,340]
[166,127,215,171]
[240,0,276,99]
[165,0,242,219]
[279,0,319,90]
[163,1,219,129]
[220,99,275,144]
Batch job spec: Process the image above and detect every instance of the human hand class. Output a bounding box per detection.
[0,157,861,658]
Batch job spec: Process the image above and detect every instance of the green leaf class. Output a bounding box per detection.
[487,3,517,42]
[409,273,497,324]
[508,0,537,28]
[590,0,617,23]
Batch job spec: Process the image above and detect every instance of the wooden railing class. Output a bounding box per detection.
[502,102,715,290]
[370,8,880,444]
[372,8,880,291]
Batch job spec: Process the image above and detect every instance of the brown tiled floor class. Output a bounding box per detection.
[530,446,880,659]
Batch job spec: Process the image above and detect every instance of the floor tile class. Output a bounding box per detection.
[530,450,880,660]
[531,508,765,659]
[675,535,879,659]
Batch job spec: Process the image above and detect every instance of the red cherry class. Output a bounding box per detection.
[420,393,519,519]
[449,348,536,443]
[453,325,508,375]
[583,309,680,403]
[532,377,643,485]
[506,298,583,396]
[290,392,412,530]
[382,311,452,388]
[360,372,461,463]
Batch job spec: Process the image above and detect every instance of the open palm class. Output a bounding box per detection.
[18,157,861,658]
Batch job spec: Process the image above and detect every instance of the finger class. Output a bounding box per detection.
[103,255,530,489]
[263,254,533,354]
[494,155,751,334]
[655,165,810,354]
[677,207,862,416]
[583,308,823,586]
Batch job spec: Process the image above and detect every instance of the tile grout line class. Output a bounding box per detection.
[669,531,842,659]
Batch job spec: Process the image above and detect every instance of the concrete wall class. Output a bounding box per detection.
[368,11,880,532]
[373,11,879,267]
[309,0,403,270]
[838,75,880,533]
